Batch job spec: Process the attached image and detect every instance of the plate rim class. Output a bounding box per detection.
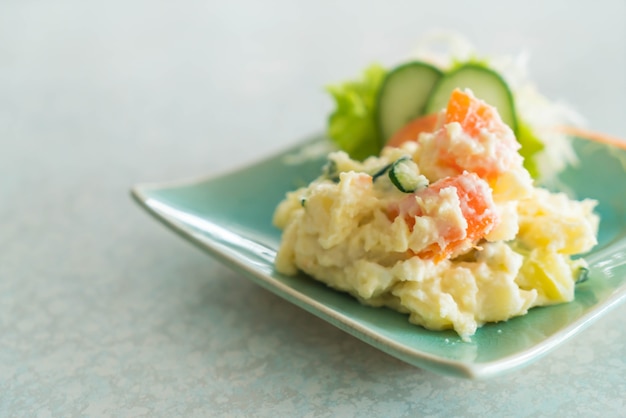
[130,133,626,379]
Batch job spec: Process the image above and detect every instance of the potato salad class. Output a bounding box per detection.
[273,89,598,340]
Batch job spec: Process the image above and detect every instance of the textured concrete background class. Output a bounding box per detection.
[1,1,625,416]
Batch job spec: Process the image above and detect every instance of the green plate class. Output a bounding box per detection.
[131,135,626,379]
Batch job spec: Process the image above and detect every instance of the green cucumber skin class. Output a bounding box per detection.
[388,157,424,193]
[375,61,443,144]
[424,63,519,134]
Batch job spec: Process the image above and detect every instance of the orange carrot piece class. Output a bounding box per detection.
[386,113,440,148]
[418,173,498,261]
[445,88,502,138]
[388,172,498,262]
[556,126,626,151]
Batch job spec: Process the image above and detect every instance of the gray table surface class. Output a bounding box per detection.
[2,1,625,416]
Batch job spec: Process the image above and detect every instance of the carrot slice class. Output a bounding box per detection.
[556,126,626,151]
[386,113,440,148]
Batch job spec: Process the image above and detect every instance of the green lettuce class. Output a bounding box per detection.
[517,121,545,179]
[326,64,387,160]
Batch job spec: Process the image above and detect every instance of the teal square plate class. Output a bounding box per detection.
[131,134,626,379]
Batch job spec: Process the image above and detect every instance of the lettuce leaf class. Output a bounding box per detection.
[517,121,545,179]
[326,64,386,160]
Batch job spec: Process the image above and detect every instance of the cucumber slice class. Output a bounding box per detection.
[388,157,428,193]
[370,162,393,181]
[576,266,590,284]
[424,63,518,133]
[376,62,443,143]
